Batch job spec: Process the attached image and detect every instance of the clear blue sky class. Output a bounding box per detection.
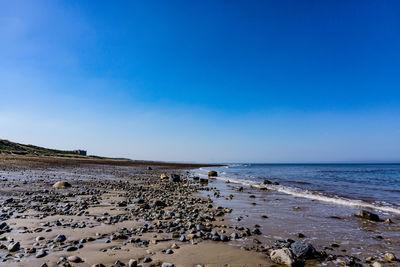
[1,0,399,162]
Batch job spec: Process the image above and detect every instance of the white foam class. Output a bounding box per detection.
[194,169,400,215]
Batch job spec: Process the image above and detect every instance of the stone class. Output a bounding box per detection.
[128,259,137,267]
[0,222,7,229]
[53,181,72,188]
[166,248,173,254]
[143,257,152,263]
[36,236,45,242]
[208,171,218,177]
[270,248,294,266]
[162,263,174,267]
[35,249,47,258]
[113,260,125,267]
[385,218,393,224]
[354,210,380,222]
[92,265,106,267]
[384,252,396,262]
[372,262,382,267]
[263,179,272,184]
[66,246,77,251]
[289,241,316,259]
[8,242,20,252]
[199,178,208,185]
[67,256,83,263]
[147,166,152,170]
[170,174,181,182]
[54,234,66,242]
[160,173,169,180]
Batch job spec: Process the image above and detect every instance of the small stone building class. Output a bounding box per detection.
[73,150,87,156]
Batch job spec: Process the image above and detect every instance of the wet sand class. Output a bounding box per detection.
[0,155,398,267]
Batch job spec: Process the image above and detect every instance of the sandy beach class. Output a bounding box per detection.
[0,155,398,267]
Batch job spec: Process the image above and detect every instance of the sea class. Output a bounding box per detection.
[195,163,400,215]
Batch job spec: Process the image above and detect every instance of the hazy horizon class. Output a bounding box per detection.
[1,1,400,163]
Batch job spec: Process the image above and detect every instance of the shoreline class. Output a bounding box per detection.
[0,157,398,266]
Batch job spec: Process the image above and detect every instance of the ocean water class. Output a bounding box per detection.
[196,163,400,214]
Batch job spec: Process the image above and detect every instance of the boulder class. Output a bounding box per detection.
[270,248,294,266]
[128,259,137,267]
[263,179,272,184]
[384,252,396,262]
[199,178,208,185]
[8,242,20,252]
[170,174,181,182]
[67,256,83,263]
[354,210,380,222]
[208,170,218,177]
[53,181,72,188]
[54,234,67,243]
[289,241,317,259]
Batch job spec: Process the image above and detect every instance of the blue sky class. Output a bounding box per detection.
[1,0,400,162]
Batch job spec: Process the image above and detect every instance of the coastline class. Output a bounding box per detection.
[0,156,398,266]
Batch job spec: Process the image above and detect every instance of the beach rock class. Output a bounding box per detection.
[263,179,272,184]
[35,249,47,258]
[384,252,396,262]
[199,178,208,185]
[66,246,77,251]
[113,260,125,267]
[128,259,137,267]
[54,234,66,242]
[289,241,316,259]
[0,222,8,229]
[8,242,20,252]
[160,173,168,180]
[354,210,380,221]
[143,257,152,263]
[147,166,152,170]
[67,255,83,263]
[162,263,174,267]
[270,248,294,266]
[170,174,181,182]
[53,181,72,188]
[36,236,45,242]
[372,262,382,267]
[385,218,393,224]
[208,171,218,177]
[154,200,166,207]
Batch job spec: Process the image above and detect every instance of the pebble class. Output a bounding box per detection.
[143,257,152,263]
[7,242,20,252]
[54,234,66,243]
[128,259,137,267]
[35,249,47,258]
[384,252,396,262]
[67,255,83,263]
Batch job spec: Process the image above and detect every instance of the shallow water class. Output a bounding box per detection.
[194,165,400,263]
[196,164,400,214]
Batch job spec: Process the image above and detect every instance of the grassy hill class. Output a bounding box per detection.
[0,139,88,158]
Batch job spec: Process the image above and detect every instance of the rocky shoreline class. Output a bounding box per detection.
[0,157,398,266]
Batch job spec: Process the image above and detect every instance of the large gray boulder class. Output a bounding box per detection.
[270,248,294,266]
